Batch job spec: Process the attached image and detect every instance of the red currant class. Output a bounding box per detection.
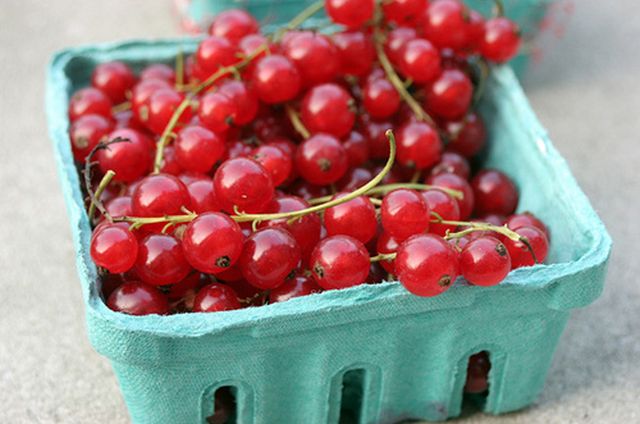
[209,9,259,43]
[159,145,183,175]
[104,196,133,220]
[96,129,152,183]
[505,212,549,239]
[383,0,427,25]
[502,226,549,269]
[430,151,470,180]
[426,172,474,219]
[363,77,401,119]
[332,31,375,77]
[132,173,192,218]
[424,69,473,120]
[471,169,519,216]
[337,167,373,192]
[381,189,430,241]
[90,223,138,273]
[325,0,375,29]
[324,194,377,244]
[131,78,171,124]
[310,235,370,290]
[69,114,113,162]
[146,87,193,135]
[251,55,301,104]
[295,133,348,185]
[460,236,511,286]
[195,36,239,78]
[193,283,241,312]
[421,189,460,237]
[198,91,237,133]
[140,63,176,84]
[301,83,356,138]
[481,18,521,63]
[283,31,339,86]
[343,130,370,168]
[186,178,220,213]
[398,38,442,84]
[251,145,292,186]
[376,231,400,273]
[213,157,275,213]
[68,87,112,122]
[175,125,225,173]
[385,27,417,63]
[270,274,321,303]
[218,80,259,125]
[422,0,469,51]
[135,234,192,286]
[396,121,442,169]
[445,112,487,158]
[91,61,136,104]
[107,281,169,315]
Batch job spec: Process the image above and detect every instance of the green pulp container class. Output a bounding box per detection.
[47,38,610,424]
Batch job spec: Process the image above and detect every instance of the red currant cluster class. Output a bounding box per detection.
[69,0,547,316]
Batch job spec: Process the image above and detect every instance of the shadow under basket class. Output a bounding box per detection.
[46,39,611,424]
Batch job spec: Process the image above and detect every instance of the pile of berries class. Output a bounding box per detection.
[69,0,549,316]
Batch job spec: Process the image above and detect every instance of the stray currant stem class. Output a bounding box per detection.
[370,253,396,263]
[472,58,490,107]
[286,104,311,139]
[307,183,463,205]
[88,170,115,222]
[273,0,325,42]
[175,49,184,88]
[113,212,198,231]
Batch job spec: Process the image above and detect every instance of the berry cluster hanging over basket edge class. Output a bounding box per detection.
[68,0,549,316]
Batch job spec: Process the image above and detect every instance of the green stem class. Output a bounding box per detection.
[370,253,396,263]
[308,183,463,205]
[113,210,198,231]
[89,170,115,222]
[273,0,325,42]
[286,104,311,139]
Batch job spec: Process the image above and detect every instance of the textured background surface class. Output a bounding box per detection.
[0,1,638,423]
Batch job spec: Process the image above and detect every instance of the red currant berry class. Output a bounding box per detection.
[376,231,400,273]
[502,226,549,269]
[195,36,239,78]
[175,125,225,173]
[505,212,549,239]
[140,64,176,84]
[104,196,133,220]
[396,121,442,169]
[421,189,460,237]
[301,83,356,138]
[283,31,339,86]
[251,55,301,104]
[382,0,427,24]
[422,0,469,51]
[471,169,519,216]
[270,274,321,303]
[398,38,441,84]
[464,10,485,53]
[385,27,417,63]
[426,172,474,219]
[146,87,193,135]
[69,114,113,162]
[96,129,152,183]
[159,145,183,175]
[363,118,394,159]
[324,195,377,244]
[213,157,275,213]
[337,167,373,192]
[132,173,191,218]
[198,91,237,133]
[135,234,192,286]
[183,212,244,274]
[90,223,138,273]
[131,78,171,124]
[186,178,219,213]
[465,352,491,393]
[91,61,136,104]
[193,283,241,312]
[240,228,301,289]
[430,151,470,180]
[343,130,370,168]
[332,31,375,77]
[325,0,375,28]
[481,18,521,63]
[295,133,348,185]
[209,9,259,43]
[363,77,401,119]
[68,87,112,122]
[395,233,460,297]
[107,281,169,315]
[381,189,430,241]
[460,236,511,286]
[445,112,487,158]
[218,80,259,125]
[251,145,292,187]
[238,34,272,75]
[310,235,370,290]
[424,69,473,120]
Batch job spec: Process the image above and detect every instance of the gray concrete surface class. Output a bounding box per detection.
[0,1,638,423]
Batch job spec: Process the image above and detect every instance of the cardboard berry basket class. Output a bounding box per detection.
[47,38,610,424]
[177,0,554,78]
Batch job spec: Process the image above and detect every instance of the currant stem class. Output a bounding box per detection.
[175,49,185,88]
[492,0,505,17]
[286,104,311,139]
[111,101,131,114]
[370,252,396,263]
[113,211,198,231]
[89,170,115,222]
[373,29,437,127]
[273,0,325,42]
[307,183,463,205]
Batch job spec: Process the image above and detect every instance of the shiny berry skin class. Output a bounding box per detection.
[209,9,259,42]
[363,77,400,119]
[69,114,113,162]
[381,189,430,241]
[325,0,375,29]
[193,283,241,312]
[195,36,239,78]
[295,133,348,185]
[464,10,485,53]
[343,131,370,168]
[376,231,400,273]
[132,173,191,218]
[186,178,219,213]
[310,235,370,290]
[91,61,136,103]
[131,78,171,123]
[481,18,521,63]
[421,189,460,237]
[332,31,375,77]
[471,169,519,216]
[183,212,244,274]
[505,212,549,239]
[175,125,225,173]
[140,63,176,83]
[301,83,356,138]
[431,151,470,180]
[445,112,487,158]
[107,282,169,315]
[251,55,301,104]
[146,88,193,135]
[502,226,549,269]
[465,352,491,393]
[283,31,339,86]
[385,27,417,63]
[135,234,192,286]
[198,91,237,133]
[240,228,301,289]
[218,80,259,125]
[251,145,292,187]
[424,69,473,120]
[90,223,138,273]
[364,118,394,159]
[460,236,511,286]
[96,129,152,183]
[396,122,442,169]
[423,0,469,51]
[104,196,133,220]
[68,87,112,121]
[324,195,377,244]
[159,145,183,175]
[426,172,474,219]
[383,0,427,24]
[270,274,321,303]
[395,234,460,297]
[398,38,441,84]
[213,157,275,213]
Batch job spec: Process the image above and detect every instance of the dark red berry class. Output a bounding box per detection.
[430,151,470,180]
[146,87,193,135]
[426,172,474,219]
[270,274,321,303]
[195,36,239,78]
[132,173,191,218]
[502,226,549,269]
[107,281,169,315]
[185,178,219,213]
[104,196,133,220]
[251,144,293,186]
[175,125,225,173]
[460,236,511,286]
[140,64,176,84]
[131,78,172,124]
[218,80,259,125]
[310,235,370,290]
[343,131,370,168]
[505,213,549,239]
[69,114,113,162]
[283,31,339,86]
[398,38,441,84]
[363,77,401,119]
[422,0,469,51]
[421,189,460,237]
[424,69,473,120]
[383,0,427,25]
[385,27,417,63]
[295,133,348,185]
[193,283,241,312]
[376,231,400,273]
[471,169,519,216]
[332,31,375,77]
[135,234,192,286]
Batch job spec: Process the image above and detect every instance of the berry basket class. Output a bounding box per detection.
[47,38,610,424]
[176,0,554,78]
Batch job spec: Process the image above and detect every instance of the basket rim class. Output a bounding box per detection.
[46,38,612,340]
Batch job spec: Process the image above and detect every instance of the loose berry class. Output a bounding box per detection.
[445,112,487,158]
[424,69,473,120]
[195,36,239,78]
[422,0,469,51]
[363,77,401,119]
[69,114,113,162]
[283,31,339,86]
[198,91,237,133]
[209,9,259,42]
[481,18,521,63]
[430,151,470,180]
[68,87,112,121]
[396,121,442,169]
[398,38,441,84]
[332,31,375,77]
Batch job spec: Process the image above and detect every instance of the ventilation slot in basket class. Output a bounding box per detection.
[338,368,366,423]
[462,351,491,411]
[206,386,238,424]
